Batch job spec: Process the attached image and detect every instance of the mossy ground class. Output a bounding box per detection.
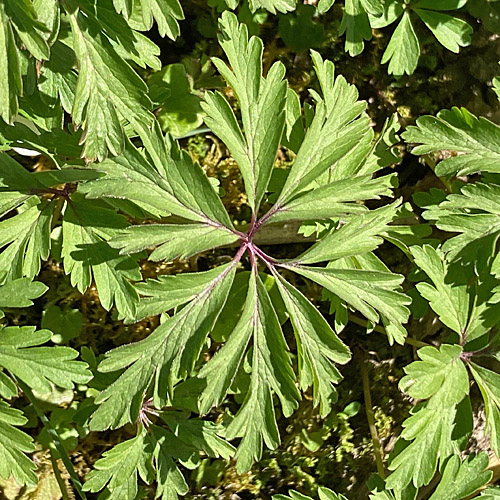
[3,3,500,499]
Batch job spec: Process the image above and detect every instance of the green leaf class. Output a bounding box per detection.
[0,325,91,393]
[0,2,22,124]
[90,263,236,430]
[481,486,500,499]
[136,0,184,39]
[109,223,238,262]
[273,488,347,500]
[469,362,500,456]
[386,406,456,490]
[381,11,419,76]
[415,9,472,53]
[41,305,83,344]
[399,344,468,408]
[3,0,50,61]
[78,0,161,71]
[0,400,37,486]
[410,245,469,336]
[274,50,370,205]
[278,4,324,52]
[198,269,300,473]
[415,0,468,10]
[249,0,295,14]
[82,127,234,228]
[38,41,77,116]
[274,273,350,416]
[317,0,335,14]
[149,425,190,500]
[151,64,204,137]
[428,453,492,500]
[202,11,287,212]
[267,174,396,224]
[290,202,400,265]
[131,266,236,322]
[274,492,314,500]
[423,183,500,270]
[369,0,403,29]
[0,200,53,283]
[339,0,372,57]
[0,278,47,309]
[83,429,151,499]
[67,8,154,161]
[62,198,141,319]
[284,264,410,345]
[162,412,234,459]
[402,107,500,176]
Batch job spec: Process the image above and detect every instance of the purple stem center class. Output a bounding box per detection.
[232,212,279,272]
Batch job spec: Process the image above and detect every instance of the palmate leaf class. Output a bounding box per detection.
[90,262,236,431]
[197,269,300,473]
[202,11,287,212]
[402,107,500,177]
[87,14,412,481]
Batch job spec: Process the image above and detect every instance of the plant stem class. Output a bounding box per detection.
[48,445,71,500]
[17,379,87,500]
[360,357,386,479]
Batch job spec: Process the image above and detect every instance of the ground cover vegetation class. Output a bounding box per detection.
[2,0,500,499]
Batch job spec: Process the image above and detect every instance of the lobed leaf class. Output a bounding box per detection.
[90,263,236,430]
[0,325,92,393]
[202,11,287,212]
[62,199,141,319]
[0,401,37,486]
[402,107,500,176]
